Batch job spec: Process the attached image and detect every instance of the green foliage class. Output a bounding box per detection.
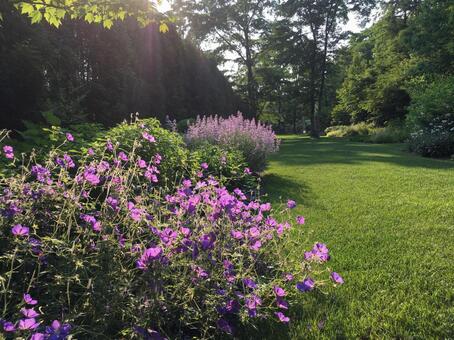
[406,75,454,157]
[92,118,196,188]
[11,0,162,28]
[192,143,259,192]
[176,118,195,133]
[325,122,375,138]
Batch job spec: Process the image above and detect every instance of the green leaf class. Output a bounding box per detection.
[21,2,34,15]
[85,12,94,23]
[103,19,113,29]
[30,10,43,24]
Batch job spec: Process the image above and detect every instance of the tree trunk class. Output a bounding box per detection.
[244,28,257,117]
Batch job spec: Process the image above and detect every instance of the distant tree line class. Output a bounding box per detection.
[0,1,242,131]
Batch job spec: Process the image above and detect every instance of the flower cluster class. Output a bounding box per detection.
[0,119,342,338]
[0,293,71,339]
[185,112,280,172]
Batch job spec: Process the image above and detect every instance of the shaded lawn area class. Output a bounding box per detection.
[261,135,454,339]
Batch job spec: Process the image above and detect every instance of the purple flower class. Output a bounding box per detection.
[284,273,294,281]
[231,230,244,240]
[24,293,38,305]
[199,232,216,250]
[275,311,290,323]
[21,308,40,318]
[118,151,128,162]
[287,199,296,209]
[330,272,344,285]
[12,224,29,237]
[244,167,252,175]
[106,140,114,151]
[137,158,147,168]
[3,321,16,332]
[296,278,315,292]
[136,247,162,269]
[245,294,262,314]
[31,333,45,340]
[273,286,286,297]
[65,133,74,142]
[250,240,262,251]
[304,243,330,262]
[217,318,233,334]
[142,131,156,143]
[3,145,14,159]
[31,165,52,184]
[83,167,100,186]
[200,162,208,170]
[128,202,143,221]
[242,278,257,290]
[87,148,95,156]
[18,318,39,330]
[296,216,305,225]
[276,297,289,310]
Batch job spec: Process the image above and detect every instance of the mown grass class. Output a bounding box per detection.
[261,135,454,339]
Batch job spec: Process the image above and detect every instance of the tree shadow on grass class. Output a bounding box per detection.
[261,173,317,208]
[241,292,348,340]
[272,137,454,170]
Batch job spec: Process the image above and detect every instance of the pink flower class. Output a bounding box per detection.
[12,224,29,237]
[142,131,156,143]
[273,286,286,297]
[3,145,14,159]
[275,311,290,323]
[287,199,296,209]
[65,133,74,142]
[23,293,38,305]
[296,216,305,225]
[21,308,40,318]
[200,162,208,170]
[18,318,40,330]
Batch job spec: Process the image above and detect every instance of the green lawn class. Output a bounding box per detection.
[262,136,454,339]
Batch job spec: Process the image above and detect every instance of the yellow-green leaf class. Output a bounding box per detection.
[21,3,34,15]
[30,10,43,24]
[159,22,169,33]
[103,19,113,29]
[85,12,94,23]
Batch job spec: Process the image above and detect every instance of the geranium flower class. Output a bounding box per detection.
[18,318,40,330]
[287,199,296,209]
[12,224,29,237]
[142,131,156,142]
[200,162,208,170]
[3,145,14,159]
[296,216,305,224]
[273,286,286,297]
[330,272,344,285]
[21,308,40,318]
[118,151,128,162]
[275,311,290,323]
[296,278,315,292]
[276,297,289,310]
[23,293,38,305]
[136,247,162,269]
[65,133,74,142]
[3,321,16,332]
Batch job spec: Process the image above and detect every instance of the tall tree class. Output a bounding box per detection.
[170,0,272,117]
[279,0,348,136]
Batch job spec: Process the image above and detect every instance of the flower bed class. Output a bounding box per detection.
[1,120,342,339]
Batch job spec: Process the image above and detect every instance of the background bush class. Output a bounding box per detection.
[406,76,454,157]
[185,112,279,172]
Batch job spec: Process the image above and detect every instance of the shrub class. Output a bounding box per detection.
[192,143,259,194]
[89,118,197,189]
[406,76,454,157]
[368,123,408,144]
[0,126,343,339]
[325,123,375,138]
[185,113,279,172]
[408,113,454,157]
